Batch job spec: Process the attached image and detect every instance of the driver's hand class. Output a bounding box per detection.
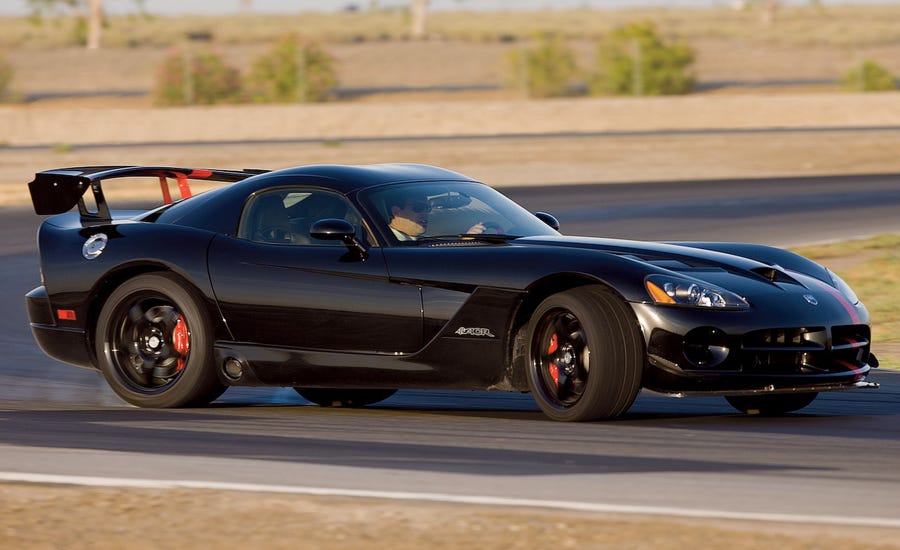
[467,222,485,234]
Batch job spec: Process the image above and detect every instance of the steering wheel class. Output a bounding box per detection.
[254,226,292,243]
[481,221,505,234]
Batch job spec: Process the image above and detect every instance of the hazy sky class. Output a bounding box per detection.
[2,0,898,15]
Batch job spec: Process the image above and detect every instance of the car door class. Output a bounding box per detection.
[208,188,424,354]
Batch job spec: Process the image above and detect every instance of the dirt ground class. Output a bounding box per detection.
[4,37,900,204]
[4,91,900,207]
[3,483,900,550]
[4,125,900,207]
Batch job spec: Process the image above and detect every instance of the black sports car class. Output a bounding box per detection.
[25,164,879,421]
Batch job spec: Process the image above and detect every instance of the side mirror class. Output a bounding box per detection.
[534,211,560,231]
[310,218,368,258]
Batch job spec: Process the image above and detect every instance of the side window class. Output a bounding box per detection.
[238,189,366,246]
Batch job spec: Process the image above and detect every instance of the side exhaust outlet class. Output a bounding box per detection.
[223,357,244,381]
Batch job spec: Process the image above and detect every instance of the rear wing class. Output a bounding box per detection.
[28,165,266,222]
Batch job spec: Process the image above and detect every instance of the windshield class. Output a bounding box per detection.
[361,181,559,243]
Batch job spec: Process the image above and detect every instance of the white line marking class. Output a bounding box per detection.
[2,471,899,529]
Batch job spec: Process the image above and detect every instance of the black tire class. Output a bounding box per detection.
[294,388,397,408]
[525,286,643,421]
[95,273,226,408]
[725,393,818,415]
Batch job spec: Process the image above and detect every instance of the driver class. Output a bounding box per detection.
[387,192,485,241]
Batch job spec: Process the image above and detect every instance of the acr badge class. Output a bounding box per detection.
[82,233,108,260]
[454,327,496,338]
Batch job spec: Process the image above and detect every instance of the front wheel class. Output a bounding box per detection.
[525,286,643,422]
[294,388,397,408]
[725,393,818,415]
[95,273,225,408]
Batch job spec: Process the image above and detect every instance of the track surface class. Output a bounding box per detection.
[2,173,900,523]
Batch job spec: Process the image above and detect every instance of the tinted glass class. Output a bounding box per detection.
[238,189,365,245]
[361,182,560,243]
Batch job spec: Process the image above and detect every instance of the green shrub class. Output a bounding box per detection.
[841,60,897,92]
[247,36,338,103]
[591,21,694,96]
[0,53,13,101]
[506,33,578,98]
[153,48,242,106]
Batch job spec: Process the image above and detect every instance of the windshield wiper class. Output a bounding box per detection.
[417,233,521,243]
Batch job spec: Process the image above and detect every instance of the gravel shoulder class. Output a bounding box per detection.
[4,483,900,549]
[4,90,900,208]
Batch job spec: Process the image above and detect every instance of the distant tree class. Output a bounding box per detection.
[411,0,428,39]
[247,36,338,103]
[840,60,898,92]
[27,0,103,49]
[86,0,101,49]
[153,48,243,106]
[740,0,823,25]
[506,34,578,98]
[590,21,694,96]
[0,53,14,102]
[759,0,778,25]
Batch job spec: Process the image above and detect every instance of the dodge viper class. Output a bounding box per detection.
[25,164,879,421]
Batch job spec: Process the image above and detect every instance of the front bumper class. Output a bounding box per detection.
[645,377,879,398]
[631,301,876,396]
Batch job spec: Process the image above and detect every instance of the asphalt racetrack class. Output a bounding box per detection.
[2,173,900,526]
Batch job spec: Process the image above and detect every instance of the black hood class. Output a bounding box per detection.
[514,235,835,300]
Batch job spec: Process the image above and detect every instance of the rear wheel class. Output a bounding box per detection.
[95,273,225,408]
[725,393,818,415]
[294,388,397,408]
[525,286,643,421]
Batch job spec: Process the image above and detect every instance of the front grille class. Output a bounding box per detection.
[739,325,870,375]
[831,325,872,371]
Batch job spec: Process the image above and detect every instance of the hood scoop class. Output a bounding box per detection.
[751,266,797,284]
[621,252,802,287]
[750,267,793,283]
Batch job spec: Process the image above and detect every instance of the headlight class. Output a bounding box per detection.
[828,269,859,305]
[645,274,749,309]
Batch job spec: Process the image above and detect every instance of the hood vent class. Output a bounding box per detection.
[751,266,802,286]
[751,266,797,284]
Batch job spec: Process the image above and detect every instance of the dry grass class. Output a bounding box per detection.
[794,235,900,359]
[6,5,900,49]
[4,6,900,101]
[6,128,900,207]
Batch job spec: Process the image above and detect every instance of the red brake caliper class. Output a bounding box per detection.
[172,315,190,371]
[547,333,559,387]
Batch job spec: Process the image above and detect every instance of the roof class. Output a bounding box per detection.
[246,163,479,194]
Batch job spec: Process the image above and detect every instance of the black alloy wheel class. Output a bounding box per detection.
[525,286,643,421]
[96,273,225,408]
[532,310,590,408]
